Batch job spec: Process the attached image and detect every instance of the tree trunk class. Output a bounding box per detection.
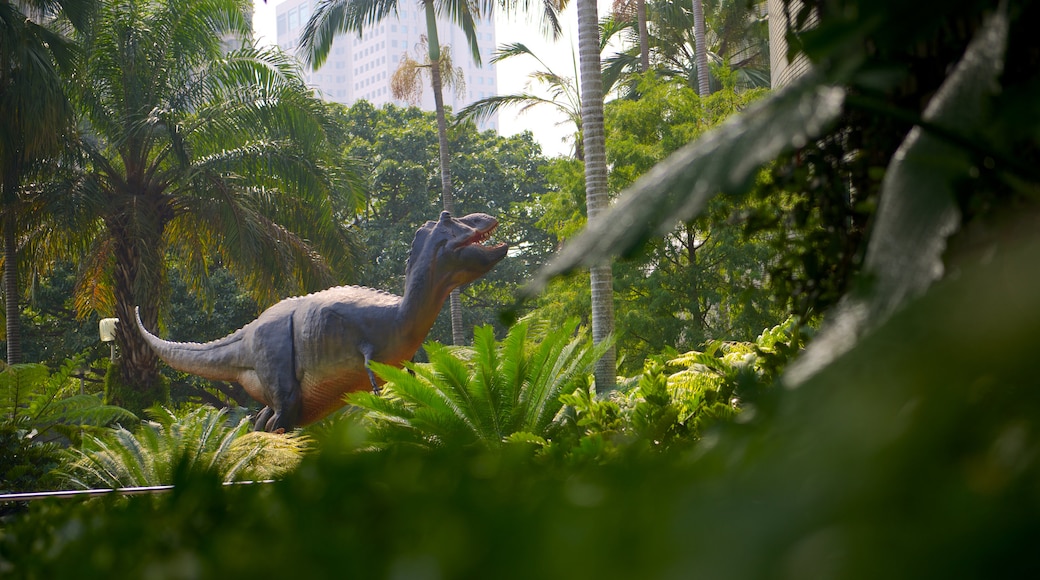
[577,0,616,393]
[637,0,650,72]
[3,214,20,366]
[693,0,711,97]
[685,223,702,344]
[427,13,466,347]
[107,214,167,414]
[2,164,21,365]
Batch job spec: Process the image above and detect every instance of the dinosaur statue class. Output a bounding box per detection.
[135,211,508,432]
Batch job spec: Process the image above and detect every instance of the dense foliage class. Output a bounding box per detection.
[2,0,1039,577]
[4,241,1040,576]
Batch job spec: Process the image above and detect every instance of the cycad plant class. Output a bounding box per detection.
[62,406,310,488]
[347,318,611,449]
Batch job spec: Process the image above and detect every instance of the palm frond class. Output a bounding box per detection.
[354,317,604,449]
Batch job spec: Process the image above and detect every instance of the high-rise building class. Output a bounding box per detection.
[274,0,498,130]
[767,0,815,88]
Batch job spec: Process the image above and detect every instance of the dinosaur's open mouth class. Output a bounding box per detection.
[464,223,507,250]
[459,222,509,266]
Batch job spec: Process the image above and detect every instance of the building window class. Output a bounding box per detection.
[277,14,286,35]
[288,9,298,30]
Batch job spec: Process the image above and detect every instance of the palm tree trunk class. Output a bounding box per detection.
[2,164,21,365]
[577,0,616,393]
[637,0,650,72]
[427,20,465,346]
[693,0,711,97]
[685,223,702,344]
[108,216,166,413]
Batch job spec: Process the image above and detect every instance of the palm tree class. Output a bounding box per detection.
[665,0,769,93]
[56,0,362,412]
[456,42,585,159]
[456,16,634,159]
[0,0,94,365]
[576,0,616,392]
[603,1,770,94]
[692,0,710,96]
[612,0,649,72]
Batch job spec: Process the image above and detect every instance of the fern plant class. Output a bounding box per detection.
[347,318,611,449]
[0,358,136,443]
[62,406,310,488]
[666,316,803,430]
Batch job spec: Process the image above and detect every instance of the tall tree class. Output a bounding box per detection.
[58,0,361,412]
[692,0,710,96]
[0,0,94,364]
[612,0,649,71]
[576,0,616,391]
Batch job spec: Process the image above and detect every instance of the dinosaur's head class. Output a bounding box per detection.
[406,211,508,300]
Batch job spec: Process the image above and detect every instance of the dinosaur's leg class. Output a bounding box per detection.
[252,317,303,431]
[253,406,274,431]
[360,343,381,396]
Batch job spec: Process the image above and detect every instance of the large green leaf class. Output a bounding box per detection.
[785,3,1010,384]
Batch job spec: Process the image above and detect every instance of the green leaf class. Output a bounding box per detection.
[786,4,1010,385]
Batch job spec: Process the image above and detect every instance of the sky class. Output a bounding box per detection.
[251,0,616,158]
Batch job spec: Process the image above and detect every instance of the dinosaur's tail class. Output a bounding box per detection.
[134,307,246,381]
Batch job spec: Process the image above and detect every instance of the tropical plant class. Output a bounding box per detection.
[0,0,95,365]
[0,358,136,443]
[345,318,611,449]
[62,405,309,488]
[535,316,801,462]
[49,0,362,411]
[4,2,1040,577]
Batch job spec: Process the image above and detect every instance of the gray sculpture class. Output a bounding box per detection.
[136,212,508,431]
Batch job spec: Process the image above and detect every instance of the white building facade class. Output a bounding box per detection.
[274,0,498,130]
